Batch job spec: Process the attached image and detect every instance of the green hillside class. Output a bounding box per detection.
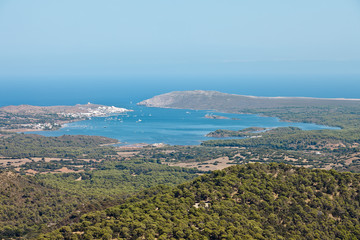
[43,163,360,240]
[0,171,80,239]
[0,159,199,239]
[0,134,118,159]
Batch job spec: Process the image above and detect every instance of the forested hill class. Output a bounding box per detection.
[0,134,118,159]
[44,163,360,240]
[0,171,81,238]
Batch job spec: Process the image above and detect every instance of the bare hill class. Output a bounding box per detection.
[138,90,360,112]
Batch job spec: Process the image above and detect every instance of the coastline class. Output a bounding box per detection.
[138,104,342,130]
[0,103,132,134]
[0,103,342,146]
[0,119,85,134]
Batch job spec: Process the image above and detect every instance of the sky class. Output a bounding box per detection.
[0,0,360,80]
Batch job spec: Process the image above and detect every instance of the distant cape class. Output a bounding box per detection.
[138,90,360,112]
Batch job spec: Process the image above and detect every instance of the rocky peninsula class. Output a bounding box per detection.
[138,90,360,112]
[0,103,131,132]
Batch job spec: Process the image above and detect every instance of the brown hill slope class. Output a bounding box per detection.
[138,90,360,111]
[138,90,360,129]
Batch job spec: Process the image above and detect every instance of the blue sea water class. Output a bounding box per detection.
[26,105,337,145]
[0,76,355,145]
[1,75,360,107]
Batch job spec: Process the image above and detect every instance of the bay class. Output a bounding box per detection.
[27,105,338,145]
[2,76,352,145]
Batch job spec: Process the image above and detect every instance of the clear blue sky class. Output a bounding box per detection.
[0,0,360,79]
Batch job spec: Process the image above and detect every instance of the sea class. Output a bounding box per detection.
[0,76,357,145]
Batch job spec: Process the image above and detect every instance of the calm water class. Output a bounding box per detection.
[1,76,354,145]
[27,105,337,145]
[1,76,360,107]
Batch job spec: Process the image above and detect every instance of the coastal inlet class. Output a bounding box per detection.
[27,105,338,145]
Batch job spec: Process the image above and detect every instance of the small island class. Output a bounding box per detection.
[204,114,229,120]
[206,127,267,138]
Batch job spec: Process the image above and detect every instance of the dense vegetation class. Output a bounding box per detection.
[203,127,360,150]
[140,145,236,164]
[0,171,81,239]
[35,158,199,199]
[43,163,360,240]
[243,106,360,129]
[206,127,267,138]
[0,134,118,159]
[0,158,199,239]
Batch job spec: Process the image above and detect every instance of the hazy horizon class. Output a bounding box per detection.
[0,0,359,80]
[1,1,359,106]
